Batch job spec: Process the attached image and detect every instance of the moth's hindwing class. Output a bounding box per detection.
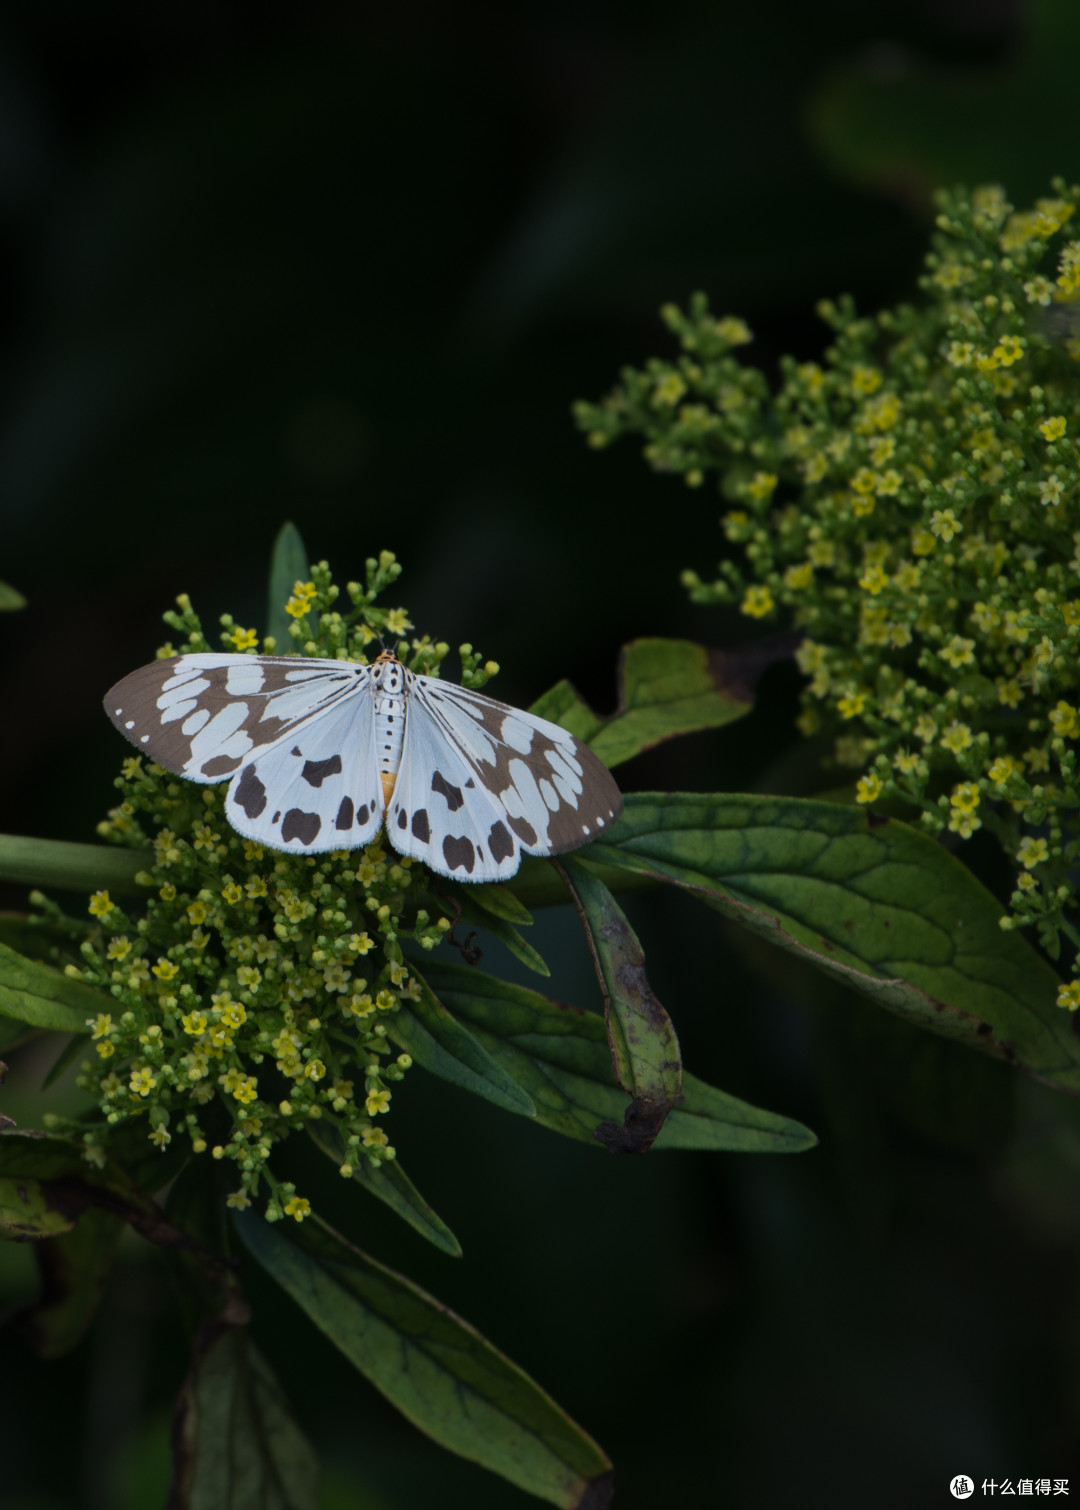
[388,675,622,881]
[224,691,384,854]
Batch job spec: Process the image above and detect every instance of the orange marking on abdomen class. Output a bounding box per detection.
[381,772,397,807]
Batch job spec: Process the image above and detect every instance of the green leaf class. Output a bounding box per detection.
[509,856,658,912]
[0,579,26,611]
[458,882,534,927]
[0,1177,78,1239]
[21,1208,124,1357]
[391,971,536,1117]
[588,792,1080,1092]
[423,958,816,1154]
[266,522,311,650]
[171,1321,319,1510]
[308,1125,462,1258]
[42,1033,89,1089]
[531,636,796,769]
[0,939,111,1034]
[454,891,549,977]
[234,1212,612,1510]
[559,857,682,1152]
[0,833,151,896]
[527,681,603,744]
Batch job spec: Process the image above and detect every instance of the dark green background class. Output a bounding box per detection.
[3,3,1080,1506]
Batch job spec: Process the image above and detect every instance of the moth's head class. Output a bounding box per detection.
[371,648,405,691]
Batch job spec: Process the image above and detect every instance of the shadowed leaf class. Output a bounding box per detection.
[588,792,1080,1092]
[391,972,536,1117]
[0,579,26,611]
[234,1212,613,1510]
[169,1321,319,1510]
[558,858,682,1152]
[0,940,113,1034]
[21,1209,123,1356]
[0,834,150,896]
[308,1125,462,1258]
[422,958,816,1153]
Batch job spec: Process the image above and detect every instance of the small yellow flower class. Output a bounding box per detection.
[1057,981,1080,1012]
[950,782,981,815]
[1049,701,1080,739]
[893,749,919,775]
[88,890,114,919]
[1023,276,1054,306]
[715,316,751,345]
[245,876,268,899]
[740,585,774,619]
[653,371,686,406]
[226,1191,252,1210]
[941,636,976,669]
[366,1088,392,1116]
[106,936,132,962]
[150,1123,172,1150]
[940,721,974,755]
[1039,475,1065,507]
[1017,835,1049,869]
[783,562,814,590]
[851,366,881,395]
[243,840,265,861]
[948,810,982,839]
[911,527,936,557]
[996,678,1022,710]
[851,467,876,496]
[187,901,208,925]
[130,1066,157,1098]
[837,691,865,720]
[992,334,1024,366]
[858,565,888,595]
[96,1041,115,1059]
[1039,415,1067,441]
[875,469,903,497]
[746,471,778,503]
[88,1012,112,1040]
[947,341,976,367]
[929,508,962,542]
[159,882,176,902]
[988,756,1020,785]
[192,823,220,851]
[362,1126,390,1150]
[285,581,317,618]
[283,1195,311,1222]
[152,957,179,982]
[855,774,882,804]
[228,626,258,651]
[222,882,243,905]
[386,608,412,636]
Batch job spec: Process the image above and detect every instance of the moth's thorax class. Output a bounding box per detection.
[371,654,413,805]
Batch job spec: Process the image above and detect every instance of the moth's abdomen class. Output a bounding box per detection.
[374,691,406,807]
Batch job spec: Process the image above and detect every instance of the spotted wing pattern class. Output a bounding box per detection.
[387,675,623,882]
[105,654,384,854]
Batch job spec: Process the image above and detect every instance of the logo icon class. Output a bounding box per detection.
[950,1477,975,1500]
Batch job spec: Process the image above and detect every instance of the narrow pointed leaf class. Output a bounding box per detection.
[391,972,536,1117]
[234,1211,613,1510]
[0,833,150,895]
[170,1321,319,1510]
[559,857,682,1152]
[423,959,814,1153]
[457,882,534,928]
[266,522,311,649]
[0,940,110,1033]
[456,891,549,977]
[308,1125,461,1258]
[588,792,1080,1092]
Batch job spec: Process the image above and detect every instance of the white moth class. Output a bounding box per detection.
[104,651,623,882]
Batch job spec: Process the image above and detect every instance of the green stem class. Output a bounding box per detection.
[507,856,659,910]
[0,835,152,896]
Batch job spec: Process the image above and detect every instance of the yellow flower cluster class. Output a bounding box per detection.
[577,177,1080,1008]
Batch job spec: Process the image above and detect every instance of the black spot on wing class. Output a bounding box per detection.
[235,765,267,818]
[443,835,475,874]
[488,820,514,863]
[465,778,475,788]
[431,770,464,811]
[336,797,354,831]
[302,754,343,788]
[291,746,302,757]
[282,809,321,845]
[357,802,370,826]
[272,811,281,823]
[204,754,243,779]
[411,809,430,843]
[396,808,408,830]
[507,816,537,847]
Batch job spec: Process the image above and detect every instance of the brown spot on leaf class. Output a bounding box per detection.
[595,1097,671,1155]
